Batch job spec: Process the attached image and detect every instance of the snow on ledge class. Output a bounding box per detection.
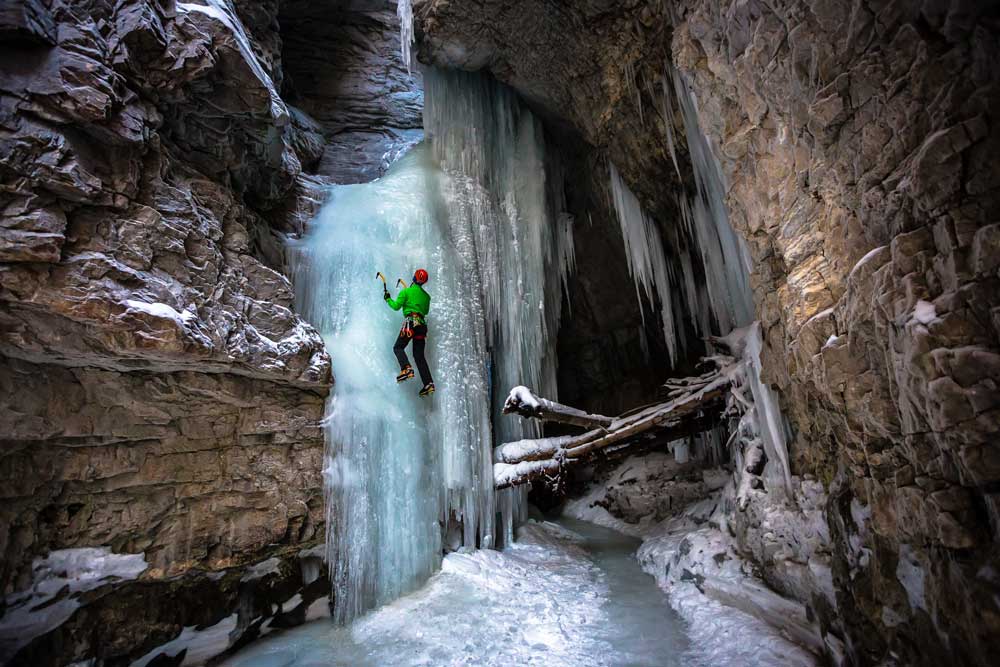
[1,548,148,661]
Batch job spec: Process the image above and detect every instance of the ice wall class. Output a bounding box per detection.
[293,69,573,622]
[424,68,575,543]
[293,147,496,623]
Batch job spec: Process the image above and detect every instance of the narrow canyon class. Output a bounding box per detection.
[1,1,997,666]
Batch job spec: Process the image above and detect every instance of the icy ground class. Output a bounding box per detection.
[221,519,697,667]
[565,462,819,667]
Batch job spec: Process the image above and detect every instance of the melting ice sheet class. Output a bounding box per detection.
[219,519,694,667]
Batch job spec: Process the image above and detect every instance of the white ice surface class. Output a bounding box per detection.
[217,519,696,667]
[638,507,818,667]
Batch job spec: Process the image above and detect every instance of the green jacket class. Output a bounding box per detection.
[385,283,431,317]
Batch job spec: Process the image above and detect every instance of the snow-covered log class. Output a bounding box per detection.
[495,459,562,490]
[493,434,592,464]
[503,386,614,429]
[494,365,732,489]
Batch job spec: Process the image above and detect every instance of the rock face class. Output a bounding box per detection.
[280,0,423,183]
[0,0,335,662]
[416,1,1000,664]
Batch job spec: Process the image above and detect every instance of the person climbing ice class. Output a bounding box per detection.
[384,268,435,396]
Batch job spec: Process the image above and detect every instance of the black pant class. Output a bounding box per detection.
[394,323,433,385]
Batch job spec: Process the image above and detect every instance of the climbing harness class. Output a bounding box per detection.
[400,312,426,339]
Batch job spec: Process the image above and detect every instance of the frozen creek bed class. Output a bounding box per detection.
[221,519,696,667]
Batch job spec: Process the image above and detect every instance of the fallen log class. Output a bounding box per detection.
[503,386,614,429]
[564,385,727,460]
[495,459,562,490]
[494,366,733,489]
[493,434,596,464]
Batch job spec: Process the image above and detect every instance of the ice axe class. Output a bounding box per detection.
[396,278,408,289]
[376,272,389,298]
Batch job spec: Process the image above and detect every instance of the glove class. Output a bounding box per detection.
[383,288,390,300]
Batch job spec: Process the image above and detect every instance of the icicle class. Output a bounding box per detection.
[607,162,678,364]
[670,67,754,331]
[423,68,575,538]
[664,65,793,493]
[624,59,644,124]
[744,323,793,493]
[397,0,415,74]
[660,72,682,179]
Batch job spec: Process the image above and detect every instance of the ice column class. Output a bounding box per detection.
[424,68,575,542]
[668,67,792,492]
[396,0,415,74]
[293,146,497,624]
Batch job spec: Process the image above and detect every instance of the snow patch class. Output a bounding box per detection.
[911,299,937,325]
[563,480,652,539]
[638,507,819,667]
[507,385,540,410]
[130,614,238,667]
[895,543,927,612]
[125,299,195,325]
[1,548,147,661]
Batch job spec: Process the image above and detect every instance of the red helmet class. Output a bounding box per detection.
[414,268,429,284]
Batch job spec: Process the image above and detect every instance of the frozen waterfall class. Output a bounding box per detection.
[424,68,575,544]
[292,69,573,623]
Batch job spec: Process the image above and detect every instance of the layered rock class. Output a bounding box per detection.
[1,0,332,662]
[280,0,423,183]
[416,1,1000,664]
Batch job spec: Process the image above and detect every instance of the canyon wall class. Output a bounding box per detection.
[0,1,338,663]
[416,1,1000,664]
[279,0,423,184]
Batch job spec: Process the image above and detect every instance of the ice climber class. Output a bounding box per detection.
[384,268,435,396]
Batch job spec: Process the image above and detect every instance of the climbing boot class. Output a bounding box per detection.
[419,382,435,397]
[396,366,414,383]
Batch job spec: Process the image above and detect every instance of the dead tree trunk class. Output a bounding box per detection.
[494,361,734,489]
[503,386,614,429]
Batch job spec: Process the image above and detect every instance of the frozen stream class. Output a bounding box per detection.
[220,519,694,667]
